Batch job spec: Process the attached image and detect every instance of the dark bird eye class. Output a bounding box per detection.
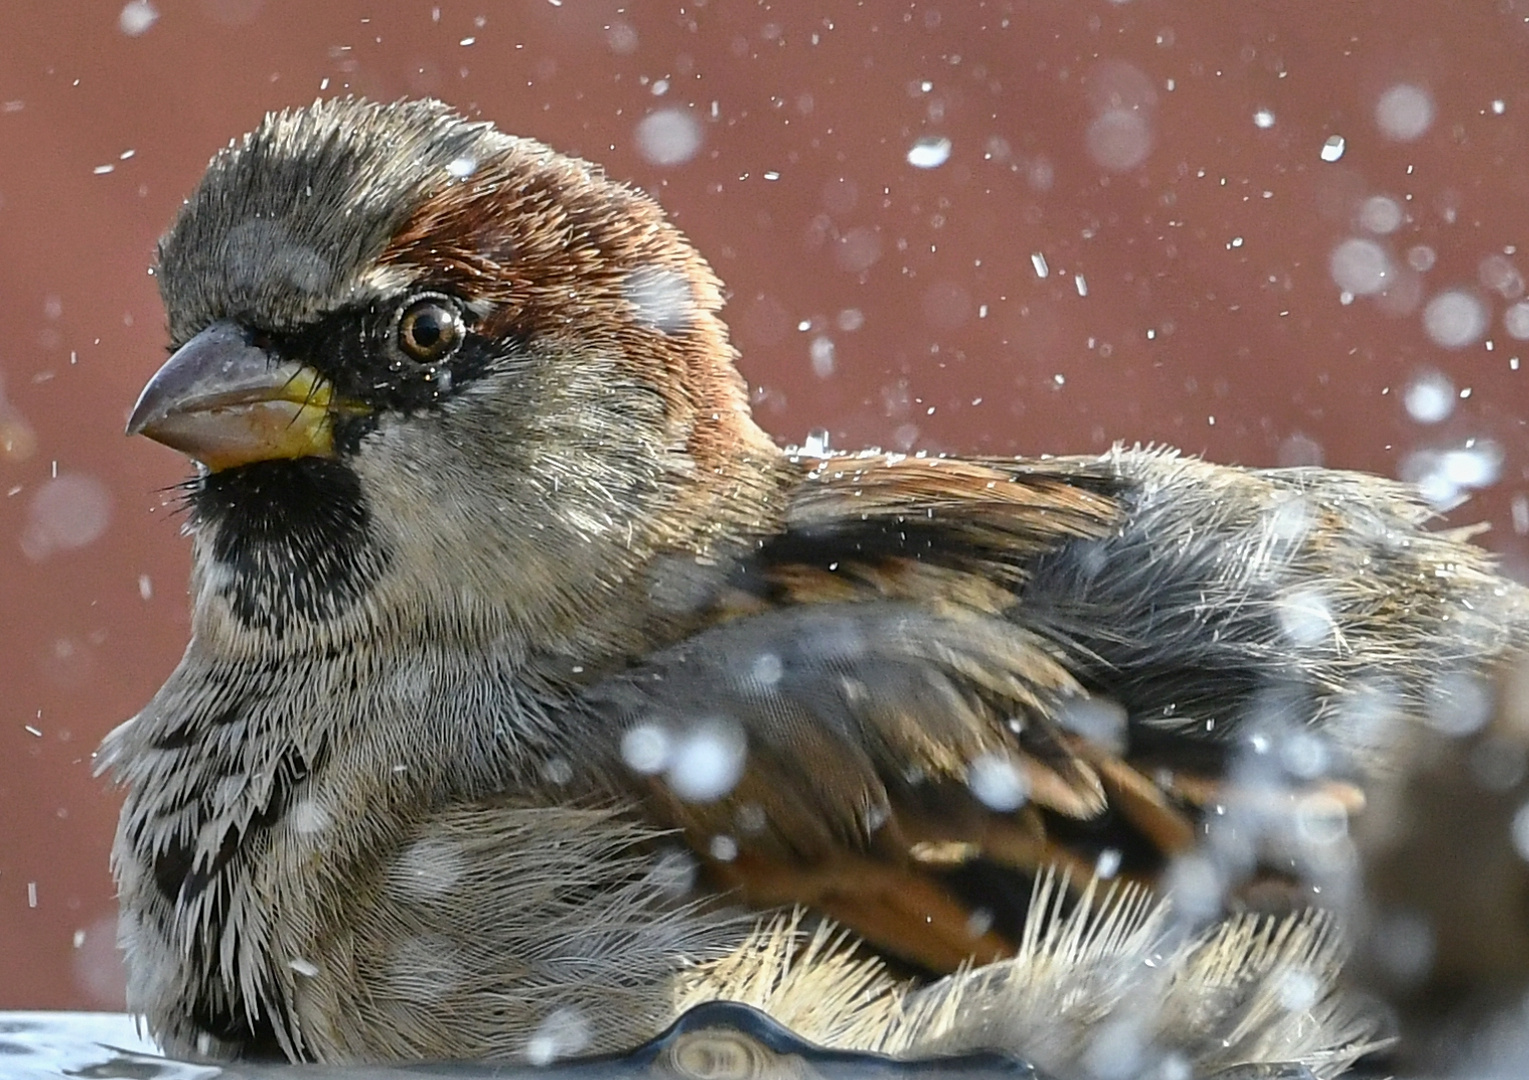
[395,298,464,363]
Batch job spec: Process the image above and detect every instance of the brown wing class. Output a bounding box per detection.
[573,448,1526,973]
[569,453,1170,971]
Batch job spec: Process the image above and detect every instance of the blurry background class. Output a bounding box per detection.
[2,0,1527,1042]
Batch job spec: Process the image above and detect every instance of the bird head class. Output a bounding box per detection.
[130,99,784,655]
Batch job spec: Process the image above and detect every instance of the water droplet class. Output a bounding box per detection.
[666,721,747,803]
[1319,135,1346,162]
[635,108,702,166]
[621,724,671,775]
[1086,109,1153,171]
[1479,253,1524,299]
[623,265,694,331]
[1329,237,1392,296]
[1504,300,1529,339]
[526,1007,590,1066]
[1403,370,1455,423]
[20,474,112,561]
[605,20,638,54]
[1358,195,1403,235]
[1253,108,1276,129]
[1512,802,1529,863]
[966,754,1028,811]
[809,335,835,378]
[118,0,158,35]
[1376,83,1435,142]
[1422,289,1488,349]
[906,135,952,169]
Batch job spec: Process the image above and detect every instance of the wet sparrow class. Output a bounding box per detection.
[101,98,1527,1077]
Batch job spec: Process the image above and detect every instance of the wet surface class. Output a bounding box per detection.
[2,1004,1050,1080]
[1,2,1527,1074]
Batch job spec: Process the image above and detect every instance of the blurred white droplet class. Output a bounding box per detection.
[286,796,331,837]
[1371,909,1436,985]
[1422,289,1488,349]
[526,1007,590,1066]
[1056,697,1128,755]
[1095,848,1123,879]
[906,135,952,169]
[137,573,153,600]
[809,335,835,378]
[635,109,702,166]
[1469,737,1527,791]
[390,838,465,901]
[1400,450,1460,507]
[541,756,574,785]
[21,474,112,561]
[1086,109,1153,171]
[836,308,865,332]
[666,721,747,802]
[621,724,671,775]
[118,0,158,35]
[1358,195,1403,235]
[1276,433,1325,467]
[1407,245,1437,272]
[647,849,698,896]
[1276,588,1335,648]
[1329,237,1393,296]
[1376,83,1435,142]
[1165,853,1224,923]
[750,652,783,687]
[967,754,1029,811]
[1511,802,1529,863]
[1276,969,1321,1011]
[1440,441,1503,490]
[445,156,476,179]
[1082,1017,1144,1080]
[605,20,638,55]
[1253,108,1276,129]
[1424,672,1493,737]
[623,265,694,331]
[708,835,738,861]
[72,911,127,1008]
[1159,1054,1193,1080]
[1403,370,1455,423]
[1320,135,1346,162]
[1504,300,1529,339]
[1280,730,1331,779]
[834,226,883,273]
[1479,253,1525,299]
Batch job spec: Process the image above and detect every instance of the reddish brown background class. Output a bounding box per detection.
[2,0,1526,1010]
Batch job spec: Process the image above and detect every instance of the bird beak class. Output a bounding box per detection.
[127,320,359,471]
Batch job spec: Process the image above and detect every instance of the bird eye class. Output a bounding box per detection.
[395,297,464,363]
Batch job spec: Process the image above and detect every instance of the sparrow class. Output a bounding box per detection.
[99,98,1528,1077]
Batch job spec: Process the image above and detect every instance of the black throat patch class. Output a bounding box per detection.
[188,457,387,632]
